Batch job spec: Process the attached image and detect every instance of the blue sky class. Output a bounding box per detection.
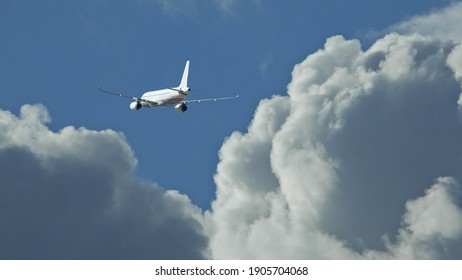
[1,0,450,209]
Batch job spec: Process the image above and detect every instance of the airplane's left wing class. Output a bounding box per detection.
[183,95,239,104]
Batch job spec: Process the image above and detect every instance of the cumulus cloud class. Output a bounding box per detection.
[207,20,462,258]
[0,105,207,259]
[367,177,462,259]
[447,44,462,109]
[391,2,462,43]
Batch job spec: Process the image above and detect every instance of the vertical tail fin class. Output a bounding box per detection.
[179,60,190,88]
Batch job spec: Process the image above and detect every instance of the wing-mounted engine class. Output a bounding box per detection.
[130,101,142,110]
[175,102,188,112]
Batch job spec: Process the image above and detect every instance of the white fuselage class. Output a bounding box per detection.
[140,89,186,108]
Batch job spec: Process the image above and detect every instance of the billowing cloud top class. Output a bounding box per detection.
[392,2,462,43]
[208,30,462,259]
[0,105,208,259]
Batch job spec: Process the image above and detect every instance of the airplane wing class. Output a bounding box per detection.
[99,85,156,105]
[183,95,239,104]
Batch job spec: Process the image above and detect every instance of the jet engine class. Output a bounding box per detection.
[175,103,188,112]
[130,101,142,110]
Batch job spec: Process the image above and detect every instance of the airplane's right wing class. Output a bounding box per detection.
[99,86,156,105]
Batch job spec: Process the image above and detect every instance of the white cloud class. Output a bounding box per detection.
[210,0,238,14]
[391,2,462,43]
[207,30,462,259]
[152,0,198,16]
[447,44,462,109]
[0,104,208,259]
[147,0,259,16]
[259,53,274,78]
[365,177,462,259]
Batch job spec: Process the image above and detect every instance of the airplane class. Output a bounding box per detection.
[99,60,238,112]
